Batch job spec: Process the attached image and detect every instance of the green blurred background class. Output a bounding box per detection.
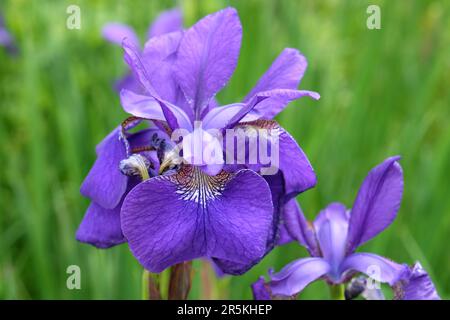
[1,0,449,299]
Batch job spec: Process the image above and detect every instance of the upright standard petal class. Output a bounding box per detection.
[346,156,403,253]
[242,49,319,120]
[80,127,128,209]
[313,203,349,276]
[141,31,185,106]
[244,48,308,101]
[270,257,331,296]
[148,8,183,38]
[174,8,242,117]
[340,253,406,286]
[76,202,125,248]
[123,38,159,96]
[121,167,273,273]
[102,23,139,47]
[393,262,440,300]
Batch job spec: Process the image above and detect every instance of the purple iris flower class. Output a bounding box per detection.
[393,262,440,300]
[77,8,182,247]
[118,7,319,274]
[255,156,408,297]
[0,13,17,54]
[102,8,182,91]
[77,124,170,248]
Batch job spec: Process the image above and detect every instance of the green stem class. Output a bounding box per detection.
[329,284,345,300]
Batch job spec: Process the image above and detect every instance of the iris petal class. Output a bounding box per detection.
[102,23,139,47]
[340,253,406,286]
[276,199,299,245]
[270,257,331,296]
[121,166,273,273]
[313,203,349,277]
[242,89,320,122]
[243,48,319,120]
[147,8,183,39]
[141,31,185,107]
[231,120,316,200]
[244,48,308,102]
[80,127,128,209]
[252,277,272,300]
[346,156,403,253]
[393,262,440,300]
[120,89,165,120]
[174,8,242,117]
[282,199,319,256]
[76,202,125,248]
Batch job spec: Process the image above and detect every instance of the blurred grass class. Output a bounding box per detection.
[0,0,449,299]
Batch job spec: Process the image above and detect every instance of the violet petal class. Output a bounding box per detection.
[102,23,139,47]
[147,8,183,39]
[270,257,331,296]
[346,156,403,253]
[76,201,125,249]
[80,127,128,209]
[174,8,242,117]
[121,167,273,273]
[340,253,406,286]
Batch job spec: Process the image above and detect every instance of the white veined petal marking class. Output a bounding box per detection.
[164,166,231,207]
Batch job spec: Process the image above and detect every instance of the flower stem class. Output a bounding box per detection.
[168,261,193,300]
[329,284,345,300]
[142,270,161,300]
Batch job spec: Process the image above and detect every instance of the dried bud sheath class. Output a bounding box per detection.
[168,261,193,300]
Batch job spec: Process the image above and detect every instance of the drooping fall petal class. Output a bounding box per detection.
[270,257,331,296]
[121,167,273,273]
[281,199,319,256]
[393,262,440,300]
[340,253,406,286]
[76,201,125,248]
[80,127,128,209]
